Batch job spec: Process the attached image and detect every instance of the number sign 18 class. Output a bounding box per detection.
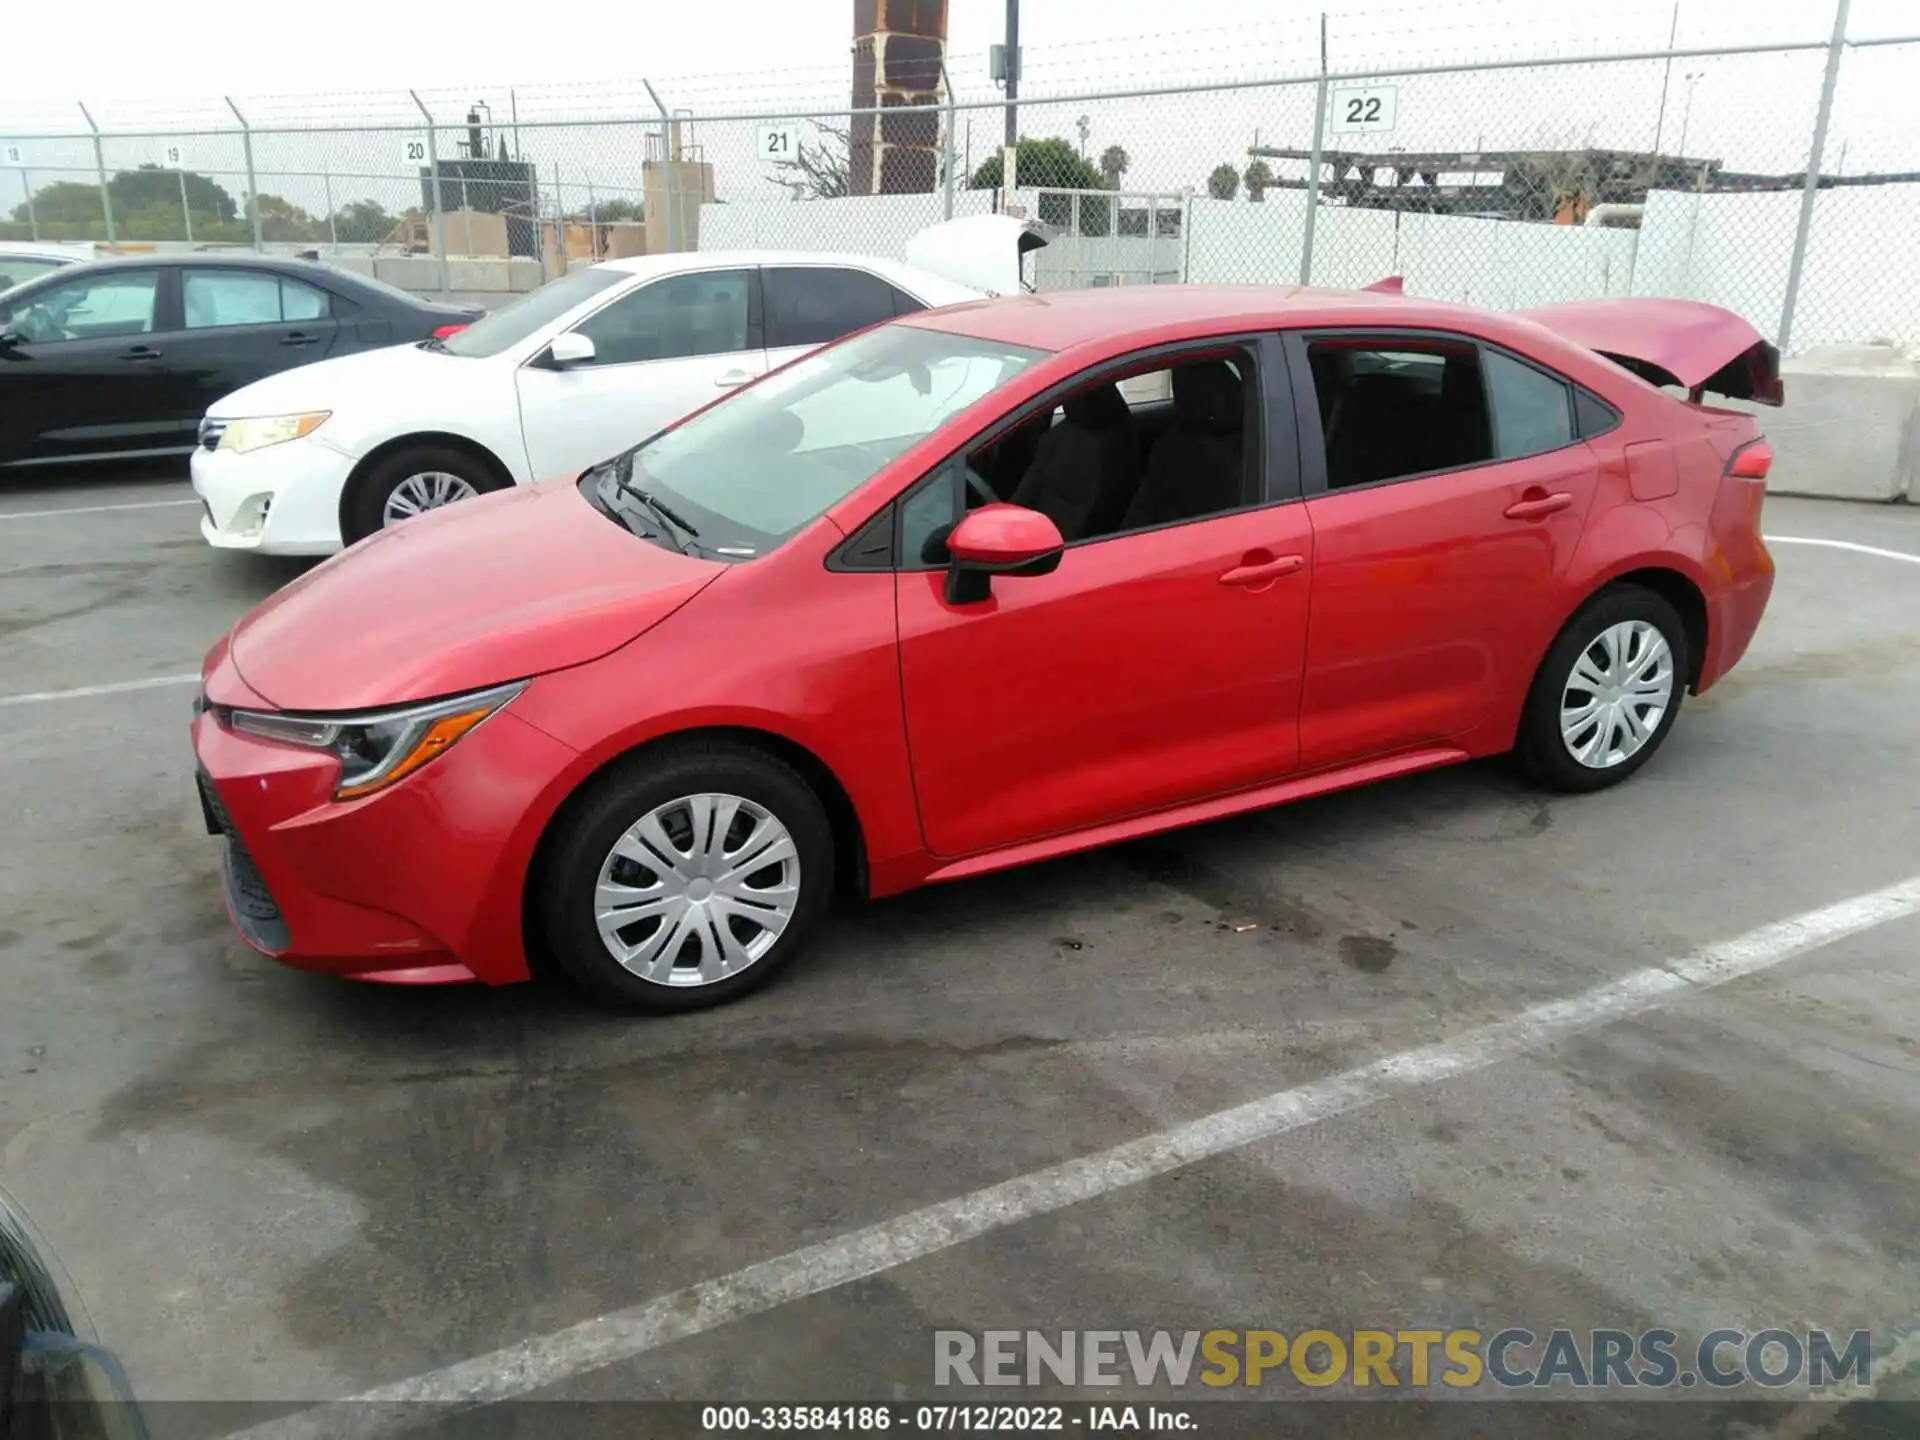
[3,144,22,167]
[1330,85,1398,134]
[756,124,799,164]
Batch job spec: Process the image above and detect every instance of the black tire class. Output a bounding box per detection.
[343,442,509,545]
[539,740,836,1013]
[1516,584,1690,794]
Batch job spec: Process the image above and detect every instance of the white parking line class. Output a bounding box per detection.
[0,674,199,710]
[1766,535,1920,566]
[0,497,197,522]
[230,874,1920,1439]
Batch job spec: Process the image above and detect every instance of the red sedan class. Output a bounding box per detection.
[191,283,1779,1012]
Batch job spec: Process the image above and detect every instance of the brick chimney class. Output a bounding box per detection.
[849,0,947,196]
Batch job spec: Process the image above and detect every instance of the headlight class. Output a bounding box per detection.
[227,681,525,800]
[216,412,331,454]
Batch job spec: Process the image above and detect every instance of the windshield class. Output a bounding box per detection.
[440,266,627,357]
[596,323,1044,558]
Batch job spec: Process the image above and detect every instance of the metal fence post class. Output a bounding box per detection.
[20,169,37,241]
[411,91,450,296]
[586,174,597,259]
[528,163,546,282]
[178,167,193,244]
[1778,0,1850,354]
[645,82,679,254]
[941,64,957,220]
[553,161,566,274]
[225,98,263,251]
[1300,13,1328,285]
[324,165,338,253]
[78,103,115,244]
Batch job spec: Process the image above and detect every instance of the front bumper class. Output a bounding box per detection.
[191,435,356,556]
[190,684,581,985]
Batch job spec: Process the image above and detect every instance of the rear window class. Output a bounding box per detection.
[440,267,627,358]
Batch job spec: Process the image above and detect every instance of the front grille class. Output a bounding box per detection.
[198,418,226,452]
[197,769,291,952]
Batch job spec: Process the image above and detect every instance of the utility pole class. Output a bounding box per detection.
[1651,1,1681,155]
[1003,0,1020,149]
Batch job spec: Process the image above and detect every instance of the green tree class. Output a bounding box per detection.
[1098,144,1131,189]
[1208,163,1240,200]
[588,197,644,222]
[10,181,111,236]
[331,199,396,244]
[1243,159,1275,201]
[971,137,1112,235]
[110,165,237,223]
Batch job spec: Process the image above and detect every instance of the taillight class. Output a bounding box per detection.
[432,323,468,340]
[1726,438,1772,480]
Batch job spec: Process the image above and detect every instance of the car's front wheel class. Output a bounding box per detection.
[344,442,509,545]
[539,741,836,1013]
[1517,584,1689,793]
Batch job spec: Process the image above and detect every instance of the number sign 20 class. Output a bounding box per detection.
[403,139,428,165]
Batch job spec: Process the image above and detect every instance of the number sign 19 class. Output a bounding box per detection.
[756,124,799,165]
[1330,85,1398,134]
[402,138,429,166]
[162,144,187,169]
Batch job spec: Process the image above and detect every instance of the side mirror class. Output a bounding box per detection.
[0,329,26,359]
[546,332,596,369]
[943,504,1064,605]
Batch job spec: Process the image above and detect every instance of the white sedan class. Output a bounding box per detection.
[192,216,1043,554]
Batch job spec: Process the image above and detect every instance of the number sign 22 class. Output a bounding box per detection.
[1330,86,1398,134]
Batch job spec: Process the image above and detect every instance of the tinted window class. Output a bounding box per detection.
[575,269,752,365]
[1483,349,1574,458]
[439,265,625,358]
[763,266,899,349]
[1307,340,1493,489]
[1575,388,1620,439]
[0,270,157,343]
[183,271,333,329]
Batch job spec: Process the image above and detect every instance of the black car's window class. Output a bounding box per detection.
[1483,348,1575,459]
[573,269,753,366]
[440,265,625,358]
[763,266,900,349]
[1307,339,1494,489]
[183,270,332,329]
[0,256,70,291]
[0,270,157,343]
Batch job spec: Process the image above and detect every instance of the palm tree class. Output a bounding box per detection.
[1098,144,1130,190]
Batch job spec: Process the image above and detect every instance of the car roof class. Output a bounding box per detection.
[900,283,1571,356]
[38,252,328,272]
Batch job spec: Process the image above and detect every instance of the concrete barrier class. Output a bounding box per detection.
[1729,346,1920,504]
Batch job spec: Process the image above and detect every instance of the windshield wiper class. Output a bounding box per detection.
[608,451,701,552]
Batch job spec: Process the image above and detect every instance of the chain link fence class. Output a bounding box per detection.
[3,21,1917,355]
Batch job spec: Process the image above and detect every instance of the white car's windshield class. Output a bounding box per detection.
[439,266,626,357]
[595,323,1045,558]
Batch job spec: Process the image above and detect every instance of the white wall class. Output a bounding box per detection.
[694,185,1920,355]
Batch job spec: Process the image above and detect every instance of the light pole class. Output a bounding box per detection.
[1675,71,1705,163]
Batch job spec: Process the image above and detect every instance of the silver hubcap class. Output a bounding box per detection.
[382,470,479,526]
[1560,619,1675,769]
[593,793,801,987]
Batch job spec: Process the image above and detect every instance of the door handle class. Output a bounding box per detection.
[1504,490,1574,520]
[279,332,320,347]
[1219,553,1306,586]
[715,370,754,388]
[120,346,163,362]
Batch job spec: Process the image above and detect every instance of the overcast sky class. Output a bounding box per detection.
[3,0,1915,221]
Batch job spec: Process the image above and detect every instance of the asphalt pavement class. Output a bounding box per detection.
[2,470,1918,1440]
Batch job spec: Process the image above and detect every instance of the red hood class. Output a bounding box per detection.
[1518,298,1784,405]
[227,479,720,711]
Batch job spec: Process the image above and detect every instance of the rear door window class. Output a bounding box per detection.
[763,266,900,349]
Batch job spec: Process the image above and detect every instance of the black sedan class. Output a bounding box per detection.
[0,254,482,471]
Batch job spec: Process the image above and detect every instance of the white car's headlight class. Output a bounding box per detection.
[216,412,331,454]
[226,681,525,800]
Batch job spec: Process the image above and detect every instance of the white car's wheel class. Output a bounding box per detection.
[345,444,507,544]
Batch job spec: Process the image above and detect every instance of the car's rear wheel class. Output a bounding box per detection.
[540,741,836,1013]
[344,443,508,545]
[1517,584,1688,794]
